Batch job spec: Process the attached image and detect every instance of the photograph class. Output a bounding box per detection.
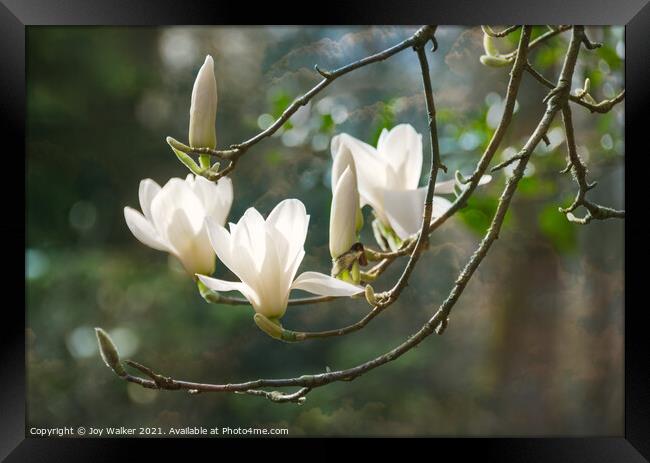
[23,24,627,438]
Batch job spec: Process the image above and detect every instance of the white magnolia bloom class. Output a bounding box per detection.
[197,199,363,319]
[124,174,233,276]
[329,154,360,258]
[189,55,218,149]
[331,124,491,240]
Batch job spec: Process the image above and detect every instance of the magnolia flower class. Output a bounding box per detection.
[189,55,218,149]
[197,199,363,320]
[124,174,233,276]
[331,124,491,241]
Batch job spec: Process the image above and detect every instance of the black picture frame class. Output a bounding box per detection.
[3,0,647,460]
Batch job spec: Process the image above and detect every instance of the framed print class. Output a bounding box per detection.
[3,0,648,459]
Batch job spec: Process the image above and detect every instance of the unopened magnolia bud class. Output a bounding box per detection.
[189,55,218,149]
[95,327,126,377]
[253,313,283,340]
[480,55,512,67]
[365,284,378,306]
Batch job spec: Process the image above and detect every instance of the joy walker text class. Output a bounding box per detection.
[30,426,289,437]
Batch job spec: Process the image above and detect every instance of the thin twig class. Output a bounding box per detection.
[482,25,521,38]
[365,26,534,277]
[559,103,625,224]
[171,26,438,180]
[503,25,571,59]
[525,63,625,113]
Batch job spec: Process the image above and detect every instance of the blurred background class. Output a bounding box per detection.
[26,26,624,436]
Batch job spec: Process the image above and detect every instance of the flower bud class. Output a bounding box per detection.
[329,166,360,259]
[189,55,218,149]
[95,327,126,377]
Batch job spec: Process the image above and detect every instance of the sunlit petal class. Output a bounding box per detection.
[138,179,161,222]
[123,207,168,251]
[291,271,364,297]
[329,167,358,258]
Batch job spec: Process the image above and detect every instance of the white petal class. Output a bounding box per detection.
[189,55,218,149]
[138,179,161,221]
[165,208,215,275]
[254,227,290,319]
[266,199,309,271]
[433,179,456,194]
[434,174,492,195]
[331,143,356,192]
[205,217,251,282]
[286,249,306,286]
[332,133,386,207]
[123,207,168,251]
[205,217,232,262]
[291,271,364,297]
[329,167,358,258]
[150,178,205,237]
[478,174,492,186]
[234,208,268,269]
[196,275,259,309]
[382,187,428,240]
[431,195,453,217]
[377,127,390,148]
[376,124,423,190]
[188,175,233,226]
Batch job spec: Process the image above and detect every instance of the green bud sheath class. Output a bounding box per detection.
[95,327,126,377]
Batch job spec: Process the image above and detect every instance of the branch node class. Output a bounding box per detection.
[435,318,449,335]
[314,64,333,79]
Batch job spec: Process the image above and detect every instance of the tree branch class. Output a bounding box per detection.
[169,26,438,180]
[482,25,521,38]
[525,63,625,114]
[559,103,625,224]
[102,26,589,404]
[364,26,534,278]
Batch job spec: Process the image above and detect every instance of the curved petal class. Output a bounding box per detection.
[208,221,256,290]
[138,179,161,221]
[431,195,453,218]
[165,208,215,275]
[188,175,233,226]
[434,174,492,195]
[253,227,290,319]
[329,167,358,258]
[382,187,428,240]
[291,271,364,297]
[332,133,387,211]
[205,217,233,265]
[266,199,309,271]
[150,178,205,236]
[196,275,259,309]
[477,174,492,186]
[433,178,456,194]
[124,207,168,251]
[331,142,356,192]
[234,207,268,270]
[377,127,390,148]
[376,124,423,190]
